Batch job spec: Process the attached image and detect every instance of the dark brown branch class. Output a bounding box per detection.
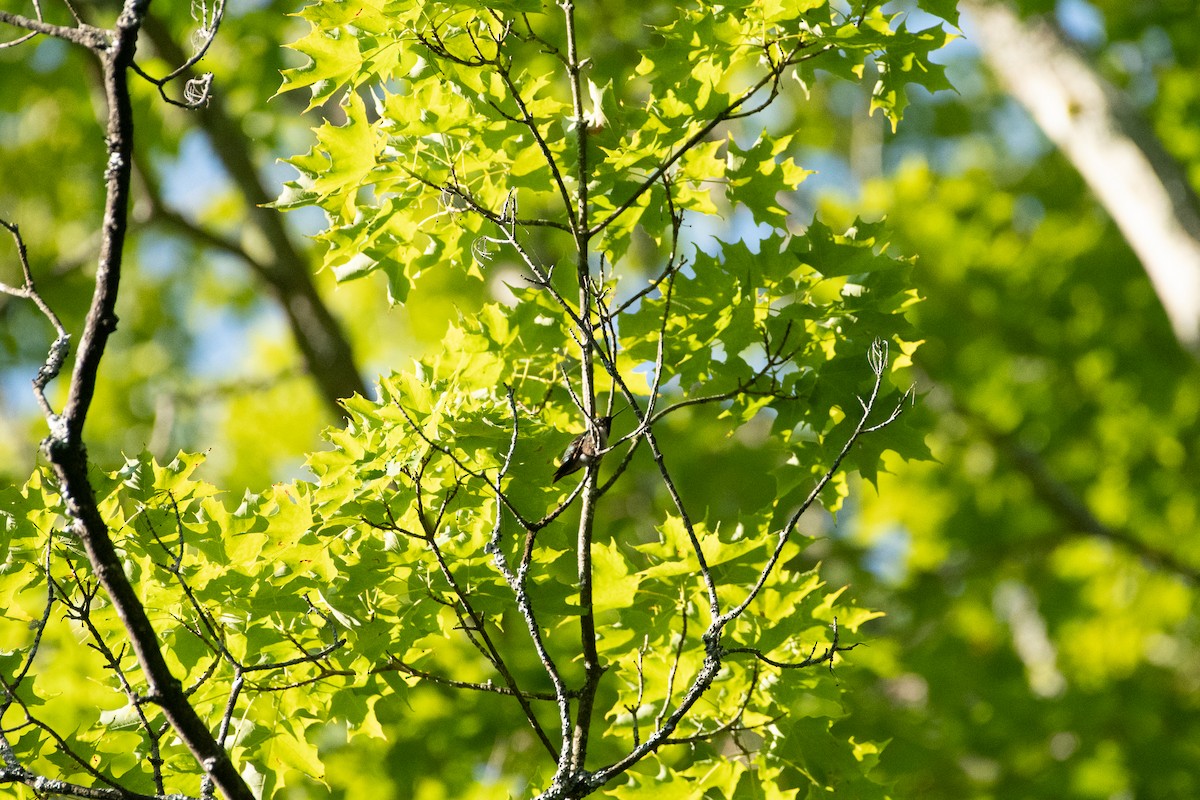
[138,16,368,415]
[0,10,109,49]
[32,5,255,800]
[382,660,564,701]
[660,661,761,746]
[403,466,560,760]
[724,617,861,671]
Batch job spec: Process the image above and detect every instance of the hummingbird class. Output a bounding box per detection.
[553,414,614,482]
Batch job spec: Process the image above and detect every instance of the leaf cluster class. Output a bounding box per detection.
[1,0,954,797]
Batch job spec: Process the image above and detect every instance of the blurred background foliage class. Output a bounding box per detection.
[1,0,1198,797]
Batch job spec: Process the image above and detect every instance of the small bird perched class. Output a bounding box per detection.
[553,414,614,482]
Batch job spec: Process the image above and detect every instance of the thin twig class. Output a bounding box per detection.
[130,0,224,107]
[0,9,108,49]
[0,219,71,420]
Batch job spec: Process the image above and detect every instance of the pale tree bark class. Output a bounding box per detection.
[966,0,1200,355]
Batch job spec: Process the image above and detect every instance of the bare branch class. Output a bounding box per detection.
[659,661,761,746]
[384,453,561,760]
[390,399,539,531]
[725,617,861,672]
[0,9,109,49]
[22,4,257,798]
[625,638,648,747]
[654,584,689,732]
[495,68,577,233]
[130,0,224,108]
[401,163,570,232]
[0,673,132,794]
[382,659,564,701]
[0,734,194,800]
[0,219,70,433]
[718,340,906,625]
[137,17,368,413]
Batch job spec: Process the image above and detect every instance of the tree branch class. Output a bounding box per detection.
[32,4,256,799]
[541,342,907,799]
[139,15,368,414]
[587,39,820,238]
[0,220,71,420]
[967,0,1200,354]
[946,393,1200,582]
[0,9,109,49]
